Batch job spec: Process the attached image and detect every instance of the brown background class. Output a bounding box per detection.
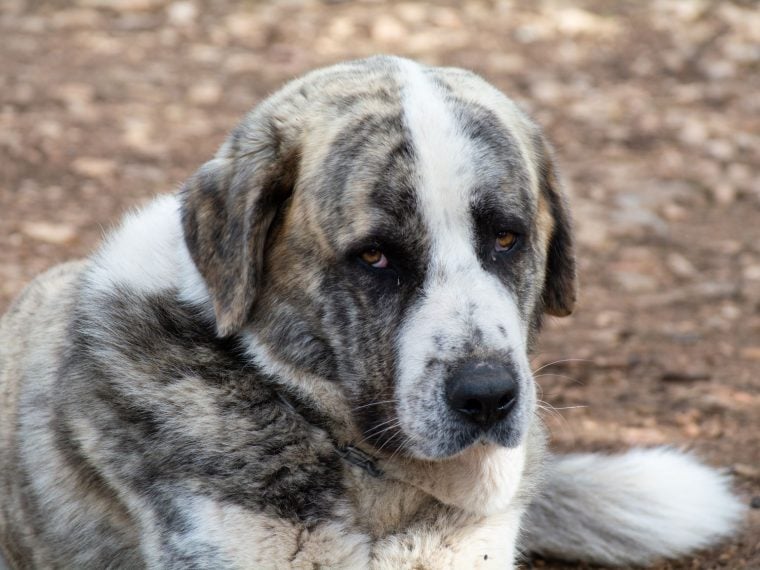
[1,0,758,567]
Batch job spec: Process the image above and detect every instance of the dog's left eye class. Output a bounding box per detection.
[360,248,389,269]
[495,231,518,252]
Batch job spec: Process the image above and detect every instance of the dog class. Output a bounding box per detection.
[0,56,744,569]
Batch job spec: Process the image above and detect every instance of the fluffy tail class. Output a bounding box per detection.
[520,448,745,566]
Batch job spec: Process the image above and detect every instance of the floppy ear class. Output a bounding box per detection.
[181,124,299,337]
[536,139,577,317]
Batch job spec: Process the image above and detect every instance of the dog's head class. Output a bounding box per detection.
[182,57,575,461]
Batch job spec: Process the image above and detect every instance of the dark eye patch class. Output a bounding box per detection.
[470,196,531,273]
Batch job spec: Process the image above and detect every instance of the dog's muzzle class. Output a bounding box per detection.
[446,359,519,431]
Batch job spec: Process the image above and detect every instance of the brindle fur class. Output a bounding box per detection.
[0,57,742,569]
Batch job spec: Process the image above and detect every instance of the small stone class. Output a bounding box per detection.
[325,17,356,41]
[430,7,462,28]
[678,119,709,146]
[612,195,668,238]
[36,120,63,140]
[79,0,165,12]
[716,240,743,255]
[371,15,406,43]
[167,1,197,27]
[50,8,101,28]
[661,203,688,222]
[552,8,621,37]
[666,253,697,278]
[21,222,77,245]
[733,464,760,481]
[706,139,734,161]
[531,79,563,103]
[711,183,737,205]
[188,81,222,106]
[744,264,760,281]
[613,271,658,293]
[720,304,740,320]
[57,83,96,119]
[575,218,610,250]
[701,59,736,80]
[71,157,117,179]
[395,3,427,25]
[122,117,154,151]
[660,371,711,383]
[740,347,760,361]
[727,162,752,187]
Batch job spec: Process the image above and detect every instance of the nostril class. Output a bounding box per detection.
[497,393,515,411]
[459,398,483,416]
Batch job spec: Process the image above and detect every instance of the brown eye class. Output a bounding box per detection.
[495,231,518,252]
[360,248,388,268]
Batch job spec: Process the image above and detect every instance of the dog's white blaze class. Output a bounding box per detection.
[395,58,475,262]
[394,59,532,459]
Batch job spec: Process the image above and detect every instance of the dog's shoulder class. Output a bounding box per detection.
[64,196,349,523]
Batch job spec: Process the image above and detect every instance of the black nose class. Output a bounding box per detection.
[446,359,519,430]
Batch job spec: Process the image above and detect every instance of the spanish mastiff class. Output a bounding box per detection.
[0,56,744,569]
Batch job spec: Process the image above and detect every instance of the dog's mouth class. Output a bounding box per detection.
[359,398,530,462]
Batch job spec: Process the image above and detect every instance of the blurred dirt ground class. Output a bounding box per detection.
[1,0,758,567]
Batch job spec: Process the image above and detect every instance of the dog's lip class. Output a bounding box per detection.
[404,435,505,462]
[396,425,502,461]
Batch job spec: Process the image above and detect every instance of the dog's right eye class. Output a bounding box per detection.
[360,248,388,269]
[495,231,519,252]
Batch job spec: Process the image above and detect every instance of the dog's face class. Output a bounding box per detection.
[182,57,575,461]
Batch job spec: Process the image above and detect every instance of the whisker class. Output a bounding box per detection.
[356,420,401,446]
[533,372,583,385]
[351,399,399,412]
[375,429,403,455]
[535,397,587,431]
[387,435,413,462]
[536,405,568,428]
[361,417,400,438]
[532,358,592,375]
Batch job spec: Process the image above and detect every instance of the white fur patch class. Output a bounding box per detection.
[390,443,528,517]
[373,508,523,569]
[181,495,371,569]
[86,194,210,306]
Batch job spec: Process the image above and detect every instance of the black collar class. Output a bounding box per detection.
[336,444,384,478]
[275,389,384,478]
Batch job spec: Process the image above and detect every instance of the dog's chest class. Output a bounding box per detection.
[338,467,521,568]
[188,474,518,569]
